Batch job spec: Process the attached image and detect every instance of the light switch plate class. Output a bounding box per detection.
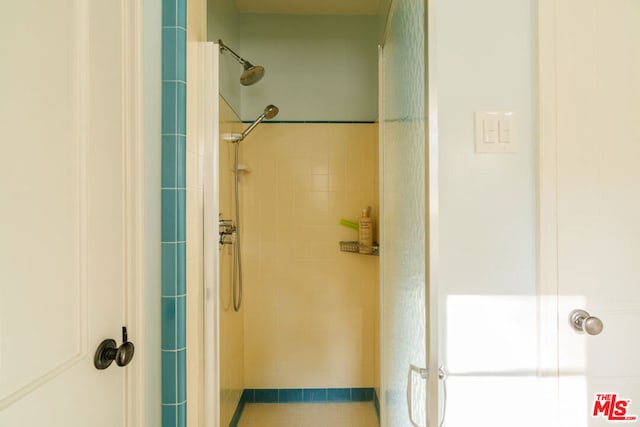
[475,111,517,153]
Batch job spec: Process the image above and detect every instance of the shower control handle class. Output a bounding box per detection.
[569,309,604,335]
[219,219,236,246]
[219,219,234,228]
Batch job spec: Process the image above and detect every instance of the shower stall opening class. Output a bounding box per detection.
[199,36,381,426]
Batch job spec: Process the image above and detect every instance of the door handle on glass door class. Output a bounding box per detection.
[406,365,447,427]
[407,364,428,427]
[569,309,603,335]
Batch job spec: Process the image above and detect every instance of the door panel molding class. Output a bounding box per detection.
[0,356,85,410]
[0,0,90,409]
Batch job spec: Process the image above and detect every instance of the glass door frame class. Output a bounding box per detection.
[377,0,440,424]
[425,0,440,425]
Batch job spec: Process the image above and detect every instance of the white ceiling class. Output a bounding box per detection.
[235,0,384,15]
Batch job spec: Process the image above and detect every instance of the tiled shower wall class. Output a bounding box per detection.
[240,123,380,389]
[161,0,187,426]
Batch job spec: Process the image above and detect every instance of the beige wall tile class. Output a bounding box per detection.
[241,123,379,389]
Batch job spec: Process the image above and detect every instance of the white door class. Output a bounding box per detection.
[0,1,139,425]
[541,1,640,426]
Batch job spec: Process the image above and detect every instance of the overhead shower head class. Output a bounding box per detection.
[240,62,265,86]
[218,39,265,86]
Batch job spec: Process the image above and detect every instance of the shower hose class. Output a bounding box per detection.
[232,142,243,312]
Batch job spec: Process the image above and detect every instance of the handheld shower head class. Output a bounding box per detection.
[263,104,279,120]
[218,39,265,86]
[240,104,279,140]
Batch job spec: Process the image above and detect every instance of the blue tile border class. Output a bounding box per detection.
[352,387,374,402]
[303,388,328,402]
[328,388,351,402]
[161,0,187,425]
[230,388,378,426]
[254,389,278,403]
[279,388,304,402]
[241,120,376,124]
[242,387,376,403]
[229,394,247,427]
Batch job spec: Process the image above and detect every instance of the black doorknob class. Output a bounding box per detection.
[94,326,135,370]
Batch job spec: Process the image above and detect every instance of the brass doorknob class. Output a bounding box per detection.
[94,326,135,369]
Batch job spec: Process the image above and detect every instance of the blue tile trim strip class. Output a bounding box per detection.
[161,0,187,425]
[242,387,375,403]
[229,391,249,427]
[230,388,378,426]
[240,120,377,124]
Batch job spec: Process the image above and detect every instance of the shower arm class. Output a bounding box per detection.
[240,113,267,140]
[218,39,250,68]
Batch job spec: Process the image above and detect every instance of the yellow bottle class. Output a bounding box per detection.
[358,207,373,254]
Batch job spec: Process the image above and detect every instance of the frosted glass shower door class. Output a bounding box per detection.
[379,0,434,425]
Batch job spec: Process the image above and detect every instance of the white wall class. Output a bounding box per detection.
[207,0,241,114]
[437,0,539,425]
[239,14,378,122]
[207,4,379,121]
[438,0,537,303]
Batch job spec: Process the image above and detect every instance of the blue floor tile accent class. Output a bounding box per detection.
[328,388,351,402]
[374,389,380,421]
[241,387,376,404]
[255,389,279,403]
[241,120,376,124]
[279,388,304,402]
[303,388,328,402]
[230,388,377,426]
[229,398,246,427]
[242,389,256,403]
[352,387,374,402]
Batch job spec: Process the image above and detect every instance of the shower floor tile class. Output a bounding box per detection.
[237,402,379,427]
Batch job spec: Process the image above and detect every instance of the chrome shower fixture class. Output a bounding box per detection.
[223,104,279,143]
[218,39,265,86]
[224,104,278,312]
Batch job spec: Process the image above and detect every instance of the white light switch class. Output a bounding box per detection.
[483,118,498,143]
[498,119,511,143]
[475,111,517,153]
